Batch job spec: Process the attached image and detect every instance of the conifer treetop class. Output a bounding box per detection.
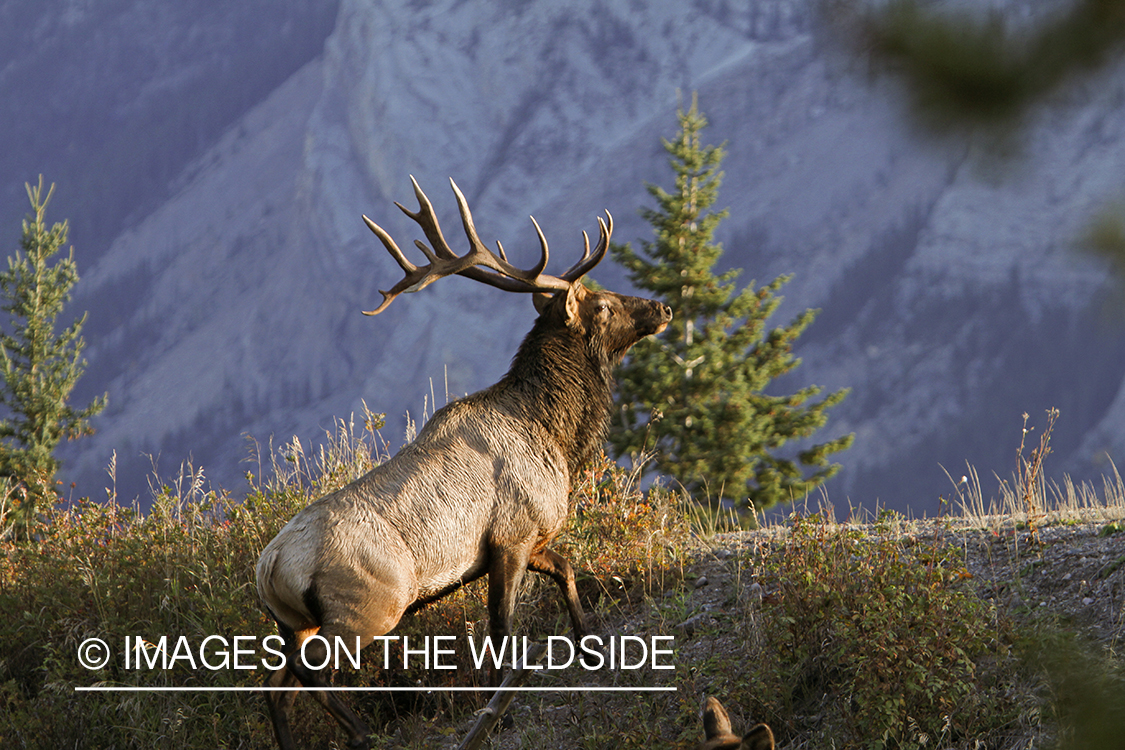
[0,177,106,532]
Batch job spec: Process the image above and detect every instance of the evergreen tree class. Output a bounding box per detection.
[0,177,106,531]
[608,97,853,512]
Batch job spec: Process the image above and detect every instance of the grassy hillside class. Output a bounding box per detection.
[1,412,1124,749]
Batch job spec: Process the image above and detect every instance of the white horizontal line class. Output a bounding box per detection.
[75,686,677,693]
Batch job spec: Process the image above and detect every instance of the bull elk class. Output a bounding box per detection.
[256,177,671,750]
[696,697,775,750]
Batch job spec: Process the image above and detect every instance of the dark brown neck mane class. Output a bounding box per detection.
[495,313,619,478]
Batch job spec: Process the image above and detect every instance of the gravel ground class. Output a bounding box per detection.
[953,521,1125,647]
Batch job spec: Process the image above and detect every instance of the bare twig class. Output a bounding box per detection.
[1017,408,1059,542]
[457,642,547,750]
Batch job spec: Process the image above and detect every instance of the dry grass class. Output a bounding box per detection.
[1,408,1124,749]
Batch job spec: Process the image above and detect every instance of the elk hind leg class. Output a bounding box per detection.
[286,629,373,750]
[265,665,301,750]
[486,543,532,683]
[263,619,303,750]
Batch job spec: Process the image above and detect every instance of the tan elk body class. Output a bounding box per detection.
[256,178,671,750]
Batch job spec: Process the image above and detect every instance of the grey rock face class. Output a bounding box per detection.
[12,0,1121,510]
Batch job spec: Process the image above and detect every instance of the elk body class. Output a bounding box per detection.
[696,697,775,750]
[255,178,671,750]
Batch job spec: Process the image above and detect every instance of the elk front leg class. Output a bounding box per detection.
[528,547,588,639]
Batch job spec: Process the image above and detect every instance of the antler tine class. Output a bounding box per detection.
[361,214,434,316]
[446,179,566,290]
[400,175,457,261]
[491,224,545,272]
[527,216,550,280]
[447,178,487,255]
[560,210,612,283]
[447,179,545,281]
[362,214,417,275]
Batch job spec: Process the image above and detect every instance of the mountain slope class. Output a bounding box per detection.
[42,0,1125,510]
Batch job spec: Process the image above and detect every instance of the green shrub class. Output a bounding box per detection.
[6,407,1117,748]
[0,413,389,749]
[742,513,1028,749]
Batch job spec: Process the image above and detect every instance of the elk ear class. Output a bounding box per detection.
[533,283,587,322]
[563,283,587,324]
[743,724,775,750]
[701,697,733,739]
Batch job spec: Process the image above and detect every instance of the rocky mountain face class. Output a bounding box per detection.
[5,0,1123,511]
[0,0,339,268]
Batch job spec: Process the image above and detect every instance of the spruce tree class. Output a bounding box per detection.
[0,177,106,531]
[608,97,853,512]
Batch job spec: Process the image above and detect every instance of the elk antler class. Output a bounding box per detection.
[361,176,611,315]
